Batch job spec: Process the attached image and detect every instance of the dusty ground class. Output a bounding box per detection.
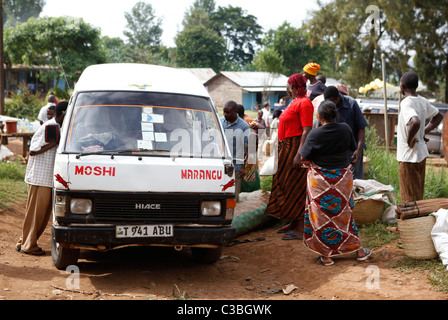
[1,138,447,301]
[1,201,447,301]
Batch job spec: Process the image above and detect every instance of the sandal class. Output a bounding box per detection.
[281,232,303,240]
[357,248,372,261]
[18,248,45,256]
[276,226,291,234]
[316,256,334,266]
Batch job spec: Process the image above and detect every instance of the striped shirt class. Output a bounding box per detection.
[25,118,58,188]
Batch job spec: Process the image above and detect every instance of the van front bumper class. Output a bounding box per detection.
[52,224,235,248]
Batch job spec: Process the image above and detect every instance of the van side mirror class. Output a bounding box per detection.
[45,124,60,144]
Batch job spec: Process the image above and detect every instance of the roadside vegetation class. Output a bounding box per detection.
[0,159,27,210]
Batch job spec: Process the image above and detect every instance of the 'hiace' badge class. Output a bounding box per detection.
[135,203,161,210]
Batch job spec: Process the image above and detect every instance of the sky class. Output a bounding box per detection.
[39,0,320,47]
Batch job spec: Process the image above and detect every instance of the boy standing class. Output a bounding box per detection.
[397,72,443,202]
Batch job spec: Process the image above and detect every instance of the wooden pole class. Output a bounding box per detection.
[381,53,389,151]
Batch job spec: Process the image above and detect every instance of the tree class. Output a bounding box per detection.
[305,0,388,89]
[383,0,448,102]
[253,47,286,75]
[253,47,286,103]
[175,25,225,72]
[263,22,330,76]
[123,1,163,49]
[182,0,215,28]
[210,5,262,69]
[3,0,45,27]
[101,36,130,63]
[4,16,106,88]
[182,7,210,30]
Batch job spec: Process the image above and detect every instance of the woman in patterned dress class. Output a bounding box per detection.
[300,101,372,265]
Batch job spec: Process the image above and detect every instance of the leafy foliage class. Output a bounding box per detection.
[123,1,163,49]
[253,47,286,75]
[3,0,45,27]
[210,5,262,69]
[4,16,106,85]
[263,22,331,76]
[175,25,226,72]
[5,82,43,120]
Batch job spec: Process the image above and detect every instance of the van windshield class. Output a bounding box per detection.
[64,91,225,158]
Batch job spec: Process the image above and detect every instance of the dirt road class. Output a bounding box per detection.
[1,202,447,301]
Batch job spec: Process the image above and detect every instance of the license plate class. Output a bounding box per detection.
[116,225,173,238]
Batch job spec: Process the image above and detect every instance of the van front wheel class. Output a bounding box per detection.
[191,246,222,264]
[51,228,80,270]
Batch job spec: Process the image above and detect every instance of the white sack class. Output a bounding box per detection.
[259,155,277,176]
[0,145,14,161]
[431,209,448,271]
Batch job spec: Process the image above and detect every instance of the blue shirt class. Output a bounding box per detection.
[335,93,369,146]
[221,116,250,170]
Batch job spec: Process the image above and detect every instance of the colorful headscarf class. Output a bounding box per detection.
[288,73,307,97]
[303,62,321,76]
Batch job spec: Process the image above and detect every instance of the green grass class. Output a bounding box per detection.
[390,257,448,294]
[358,221,400,250]
[0,159,28,210]
[364,125,448,204]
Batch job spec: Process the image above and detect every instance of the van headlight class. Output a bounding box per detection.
[201,201,221,216]
[70,199,92,215]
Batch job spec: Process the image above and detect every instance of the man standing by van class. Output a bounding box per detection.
[221,101,250,201]
[16,101,68,256]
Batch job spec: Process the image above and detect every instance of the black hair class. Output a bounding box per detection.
[55,101,68,117]
[323,85,340,100]
[236,104,245,118]
[401,72,419,90]
[47,105,56,111]
[318,100,338,122]
[273,109,282,119]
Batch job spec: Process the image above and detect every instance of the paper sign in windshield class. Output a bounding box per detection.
[154,132,167,142]
[138,140,153,150]
[141,122,154,132]
[142,113,164,123]
[142,132,155,141]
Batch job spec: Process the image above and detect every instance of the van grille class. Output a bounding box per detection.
[94,198,199,223]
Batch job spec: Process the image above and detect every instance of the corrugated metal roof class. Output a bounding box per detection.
[241,86,286,92]
[181,68,217,84]
[220,71,288,89]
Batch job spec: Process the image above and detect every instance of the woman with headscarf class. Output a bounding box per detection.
[303,62,327,101]
[265,73,314,240]
[300,101,372,265]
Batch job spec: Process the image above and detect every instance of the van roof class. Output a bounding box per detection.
[74,63,211,98]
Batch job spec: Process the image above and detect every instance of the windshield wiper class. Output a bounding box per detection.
[75,148,152,159]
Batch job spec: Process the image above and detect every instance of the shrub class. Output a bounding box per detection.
[5,82,43,121]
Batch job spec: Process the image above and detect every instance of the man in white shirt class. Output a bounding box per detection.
[16,101,68,255]
[261,102,271,129]
[397,72,443,202]
[37,93,57,125]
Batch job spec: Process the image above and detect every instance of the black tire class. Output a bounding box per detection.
[51,227,80,270]
[191,246,222,264]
